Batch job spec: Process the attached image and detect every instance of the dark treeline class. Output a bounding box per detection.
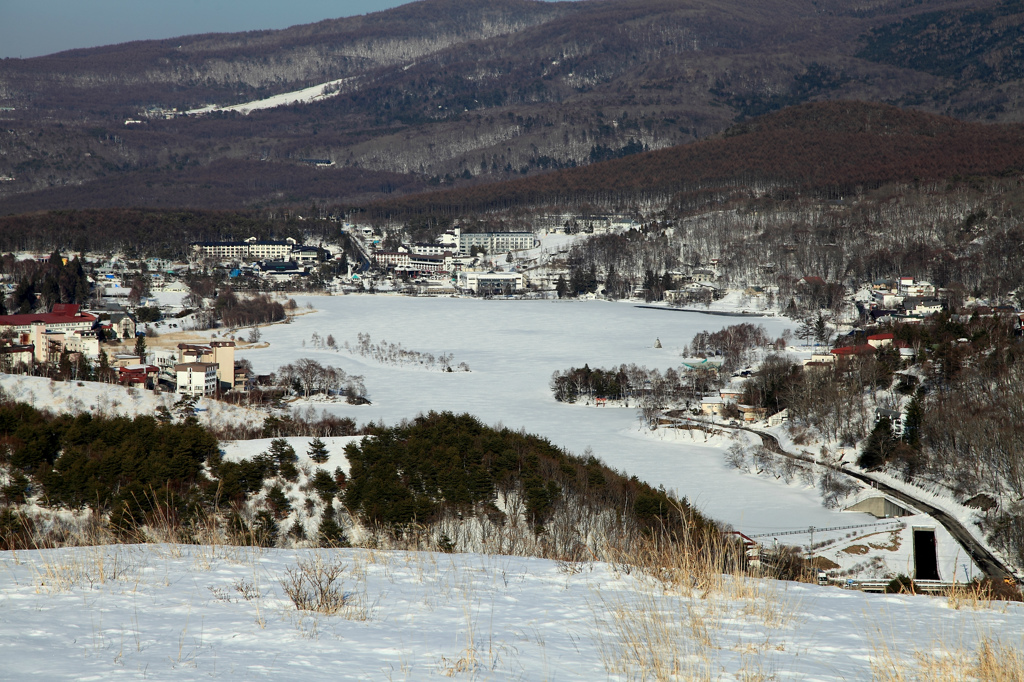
[1,250,90,314]
[551,324,776,405]
[551,364,686,404]
[0,207,287,256]
[0,400,219,540]
[542,174,1024,313]
[4,0,1022,212]
[560,229,678,300]
[0,400,730,567]
[0,160,429,216]
[367,102,1024,219]
[213,291,286,328]
[342,411,717,544]
[0,393,371,549]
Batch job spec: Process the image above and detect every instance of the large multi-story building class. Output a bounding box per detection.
[374,251,411,269]
[439,228,538,255]
[411,242,449,256]
[408,253,453,273]
[177,341,235,390]
[190,237,299,262]
[0,304,96,336]
[175,362,219,396]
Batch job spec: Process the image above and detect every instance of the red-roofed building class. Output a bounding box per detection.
[0,304,96,336]
[119,364,159,387]
[831,344,875,357]
[866,333,894,348]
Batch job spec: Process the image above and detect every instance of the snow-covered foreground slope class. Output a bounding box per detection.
[1,544,1020,681]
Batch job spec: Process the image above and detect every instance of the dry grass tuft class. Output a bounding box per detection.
[872,633,1024,681]
[280,552,370,621]
[590,525,802,680]
[29,544,145,593]
[281,554,349,614]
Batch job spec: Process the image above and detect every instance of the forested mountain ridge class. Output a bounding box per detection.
[367,101,1024,217]
[1,0,1023,212]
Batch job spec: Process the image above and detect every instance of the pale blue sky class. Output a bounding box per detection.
[0,0,410,59]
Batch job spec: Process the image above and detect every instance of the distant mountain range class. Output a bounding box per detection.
[1,0,1022,213]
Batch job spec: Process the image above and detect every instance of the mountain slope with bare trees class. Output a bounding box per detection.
[2,0,1023,211]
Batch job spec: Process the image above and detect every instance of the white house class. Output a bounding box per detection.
[175,362,218,396]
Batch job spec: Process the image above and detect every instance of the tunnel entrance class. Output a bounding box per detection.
[913,528,939,580]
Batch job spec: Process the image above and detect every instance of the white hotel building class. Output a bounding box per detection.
[191,237,299,261]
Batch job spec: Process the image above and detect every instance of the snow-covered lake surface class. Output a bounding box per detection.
[2,544,1021,681]
[242,296,871,538]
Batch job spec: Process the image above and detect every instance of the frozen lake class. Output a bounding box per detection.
[241,295,878,537]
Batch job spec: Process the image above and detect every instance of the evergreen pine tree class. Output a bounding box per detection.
[307,437,330,464]
[269,438,298,465]
[58,350,72,379]
[11,277,36,314]
[266,485,291,519]
[660,271,673,298]
[39,273,60,310]
[555,274,568,299]
[248,510,279,547]
[133,335,147,364]
[902,395,923,449]
[643,269,656,302]
[98,351,112,383]
[813,313,830,346]
[317,511,349,548]
[569,268,586,296]
[72,259,90,304]
[605,264,618,299]
[858,417,899,469]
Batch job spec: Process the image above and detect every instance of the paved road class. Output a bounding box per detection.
[662,412,1016,582]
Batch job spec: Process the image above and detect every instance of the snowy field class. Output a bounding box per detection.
[185,78,350,116]
[240,296,883,544]
[2,544,1021,681]
[2,296,1019,680]
[0,374,263,432]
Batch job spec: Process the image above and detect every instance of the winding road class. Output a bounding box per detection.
[663,411,1016,582]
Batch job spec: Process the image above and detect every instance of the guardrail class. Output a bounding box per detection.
[835,579,956,594]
